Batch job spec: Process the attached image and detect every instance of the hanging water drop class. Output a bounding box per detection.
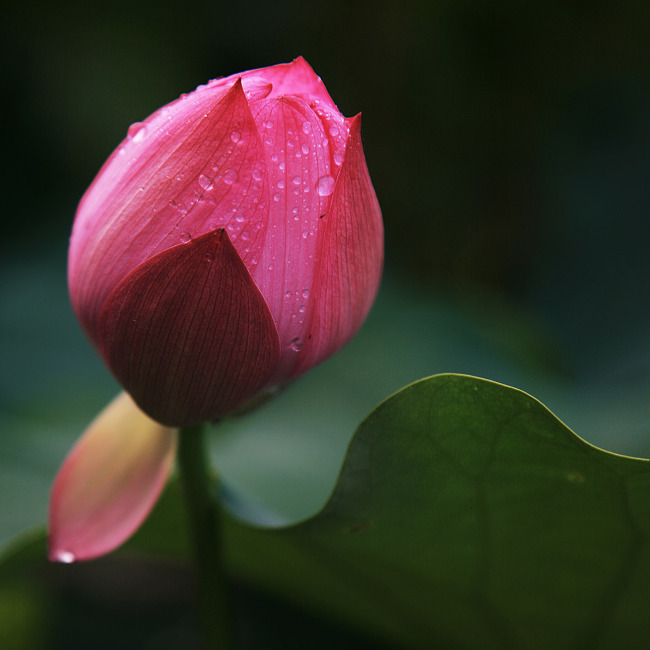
[55,550,76,564]
[127,122,146,143]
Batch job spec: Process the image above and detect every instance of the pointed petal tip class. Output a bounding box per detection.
[347,113,362,132]
[48,548,77,564]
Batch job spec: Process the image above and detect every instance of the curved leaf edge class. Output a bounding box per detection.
[1,372,648,566]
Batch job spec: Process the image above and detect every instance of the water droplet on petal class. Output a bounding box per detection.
[302,289,310,299]
[55,550,76,564]
[292,175,301,185]
[252,169,263,181]
[198,174,214,190]
[127,122,146,143]
[317,175,335,196]
[302,122,312,134]
[180,231,192,243]
[334,151,345,166]
[329,123,339,136]
[289,338,303,352]
[223,169,238,185]
[298,305,306,313]
[301,143,310,155]
[242,77,273,101]
[230,130,241,143]
[273,193,280,202]
[277,180,285,189]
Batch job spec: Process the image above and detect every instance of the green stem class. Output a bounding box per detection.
[178,423,236,650]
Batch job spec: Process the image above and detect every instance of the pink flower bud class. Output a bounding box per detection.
[69,57,383,426]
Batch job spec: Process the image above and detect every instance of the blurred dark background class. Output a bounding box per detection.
[2,0,650,535]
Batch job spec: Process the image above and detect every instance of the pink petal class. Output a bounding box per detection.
[245,95,346,379]
[208,57,337,112]
[48,392,177,562]
[69,79,268,342]
[291,114,384,378]
[98,228,280,426]
[249,57,338,110]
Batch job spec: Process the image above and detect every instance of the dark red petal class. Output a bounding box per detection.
[98,229,280,426]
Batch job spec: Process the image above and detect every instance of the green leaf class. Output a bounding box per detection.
[2,374,650,649]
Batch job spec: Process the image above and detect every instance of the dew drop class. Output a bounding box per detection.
[252,169,263,181]
[268,263,274,271]
[302,289,310,299]
[289,338,302,352]
[334,151,344,166]
[302,122,312,134]
[223,169,238,185]
[271,154,278,163]
[298,304,306,313]
[230,130,241,143]
[242,77,273,101]
[301,231,308,239]
[277,180,285,189]
[284,291,292,299]
[279,161,286,172]
[235,213,246,223]
[198,174,214,191]
[180,231,192,243]
[292,175,301,185]
[56,550,76,564]
[301,143,310,155]
[127,122,146,143]
[317,175,335,196]
[273,193,280,202]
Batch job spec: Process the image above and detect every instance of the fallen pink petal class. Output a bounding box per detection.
[48,392,178,562]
